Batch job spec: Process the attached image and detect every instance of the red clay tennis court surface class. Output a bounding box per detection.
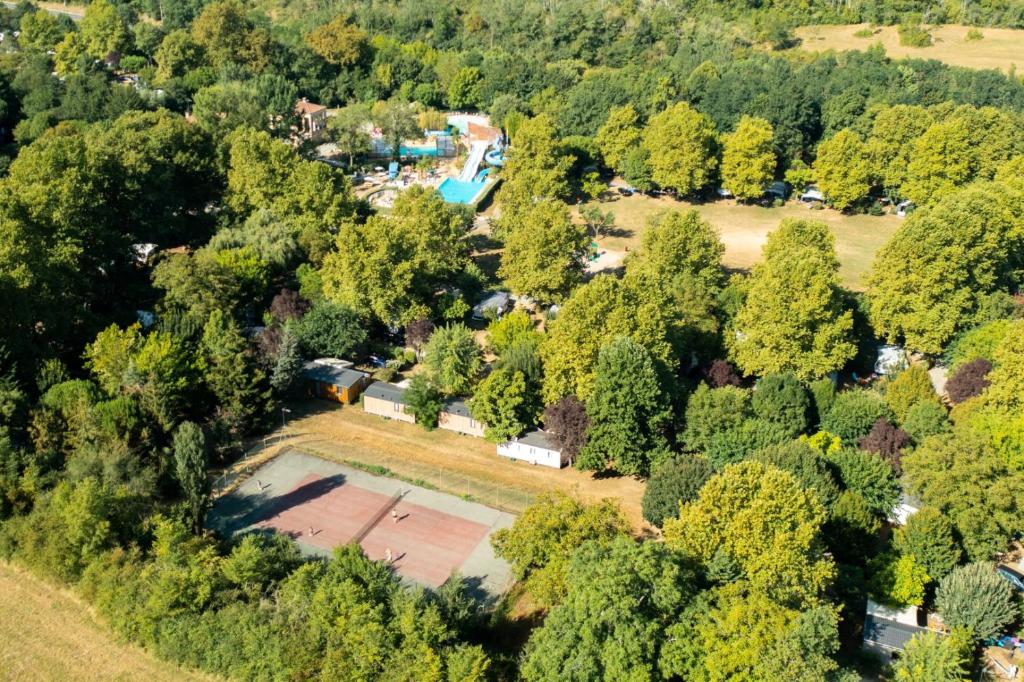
[255,473,489,587]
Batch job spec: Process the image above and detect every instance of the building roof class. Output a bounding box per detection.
[863,614,934,652]
[301,361,366,388]
[295,98,327,116]
[364,381,407,404]
[473,291,510,314]
[515,429,559,452]
[441,398,472,419]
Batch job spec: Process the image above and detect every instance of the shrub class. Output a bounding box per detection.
[404,374,443,429]
[641,455,713,527]
[683,384,749,452]
[751,373,810,439]
[821,390,891,446]
[945,319,1016,370]
[894,507,962,581]
[705,359,741,388]
[703,418,790,469]
[868,552,930,607]
[965,28,984,41]
[883,365,936,423]
[902,400,950,444]
[853,27,877,38]
[897,22,932,47]
[935,563,1019,639]
[946,358,992,404]
[808,377,836,425]
[858,418,910,473]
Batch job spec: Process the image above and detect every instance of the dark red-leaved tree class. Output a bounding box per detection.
[542,396,590,458]
[705,359,742,388]
[270,288,310,323]
[946,358,993,404]
[405,318,435,354]
[859,418,910,474]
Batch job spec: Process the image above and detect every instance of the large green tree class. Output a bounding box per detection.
[642,102,718,195]
[721,116,776,201]
[577,337,672,477]
[422,323,482,396]
[812,129,870,211]
[594,104,642,172]
[935,562,1019,639]
[498,200,588,303]
[729,219,855,380]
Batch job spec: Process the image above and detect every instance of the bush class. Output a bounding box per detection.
[868,552,929,607]
[945,319,1016,370]
[821,390,891,446]
[705,359,741,388]
[683,384,749,452]
[703,418,790,469]
[894,507,962,581]
[883,365,936,423]
[751,373,810,439]
[897,22,933,47]
[404,374,443,429]
[641,455,713,527]
[853,27,878,38]
[902,400,950,444]
[808,378,836,425]
[935,562,1019,639]
[965,28,984,41]
[295,300,368,359]
[946,358,992,404]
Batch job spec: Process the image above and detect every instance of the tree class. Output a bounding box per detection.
[190,0,271,71]
[883,365,938,423]
[935,562,1019,639]
[821,390,891,446]
[372,98,420,160]
[154,29,206,82]
[321,186,468,325]
[868,552,930,607]
[642,456,713,527]
[494,115,574,224]
[469,368,531,442]
[520,538,696,681]
[295,301,367,360]
[447,67,483,109]
[858,419,909,473]
[620,146,654,192]
[304,17,367,66]
[893,629,972,682]
[173,422,209,533]
[19,10,70,52]
[622,209,725,298]
[826,448,899,516]
[894,507,962,581]
[903,118,974,206]
[946,358,992,404]
[199,310,271,436]
[706,359,742,388]
[682,384,749,453]
[642,102,718,195]
[903,432,1024,560]
[270,326,303,396]
[867,183,1024,355]
[729,219,855,380]
[752,440,840,509]
[812,129,870,211]
[328,104,372,168]
[498,200,588,303]
[594,104,641,172]
[490,491,629,607]
[721,116,776,201]
[903,400,950,444]
[577,337,672,476]
[422,324,482,396]
[825,490,881,562]
[541,396,589,460]
[79,0,129,59]
[664,461,834,606]
[751,373,810,439]
[404,374,443,429]
[485,311,540,357]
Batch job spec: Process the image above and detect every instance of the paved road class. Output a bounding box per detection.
[2,1,84,21]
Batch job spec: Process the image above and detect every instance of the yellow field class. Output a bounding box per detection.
[0,563,213,682]
[575,194,900,290]
[795,23,1024,73]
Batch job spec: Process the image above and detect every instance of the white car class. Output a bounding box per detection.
[799,186,825,203]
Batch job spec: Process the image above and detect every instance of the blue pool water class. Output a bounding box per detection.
[438,178,486,204]
[399,145,439,157]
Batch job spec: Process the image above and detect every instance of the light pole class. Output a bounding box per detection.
[281,407,292,438]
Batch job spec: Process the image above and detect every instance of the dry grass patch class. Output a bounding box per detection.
[794,23,1024,73]
[575,194,899,290]
[0,563,213,682]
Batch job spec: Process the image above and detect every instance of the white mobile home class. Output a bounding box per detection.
[497,430,567,469]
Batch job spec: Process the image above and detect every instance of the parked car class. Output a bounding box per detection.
[716,187,733,198]
[997,565,1024,593]
[764,181,788,201]
[799,185,825,203]
[896,200,915,217]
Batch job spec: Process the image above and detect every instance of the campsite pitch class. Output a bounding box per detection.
[208,449,514,597]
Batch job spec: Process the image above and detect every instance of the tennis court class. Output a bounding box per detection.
[208,450,514,597]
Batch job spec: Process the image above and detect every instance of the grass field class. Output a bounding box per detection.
[794,23,1024,73]
[0,563,212,682]
[575,194,900,290]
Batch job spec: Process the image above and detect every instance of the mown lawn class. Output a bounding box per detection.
[575,194,900,290]
[794,23,1024,73]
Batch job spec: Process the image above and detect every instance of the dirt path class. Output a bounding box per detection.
[277,401,651,531]
[0,563,213,681]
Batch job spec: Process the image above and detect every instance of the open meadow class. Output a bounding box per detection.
[575,193,900,290]
[0,563,212,682]
[795,23,1024,73]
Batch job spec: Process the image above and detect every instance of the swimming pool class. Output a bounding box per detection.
[438,177,486,204]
